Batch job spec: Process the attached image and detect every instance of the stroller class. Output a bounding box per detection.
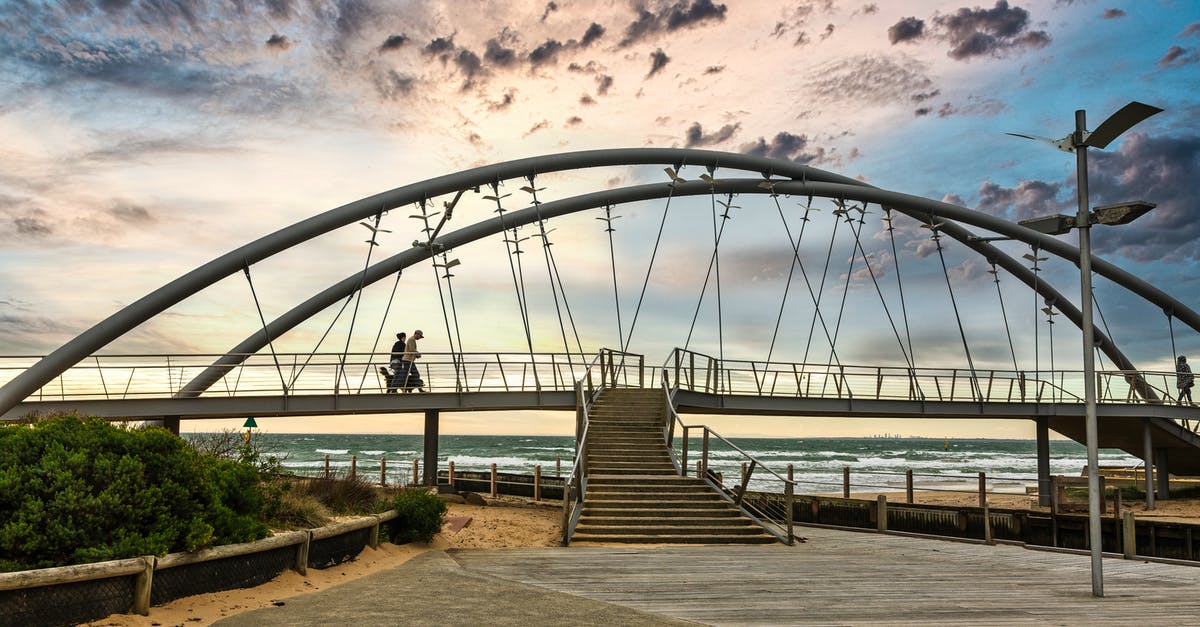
[381,360,425,393]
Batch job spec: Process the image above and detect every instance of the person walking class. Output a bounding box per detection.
[403,329,426,393]
[1177,355,1193,405]
[384,332,406,393]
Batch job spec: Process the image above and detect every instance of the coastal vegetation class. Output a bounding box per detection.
[390,488,447,544]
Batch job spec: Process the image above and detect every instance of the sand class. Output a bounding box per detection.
[82,491,1200,626]
[83,496,563,627]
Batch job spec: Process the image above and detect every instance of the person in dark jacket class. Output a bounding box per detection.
[1177,355,1194,405]
[384,332,406,393]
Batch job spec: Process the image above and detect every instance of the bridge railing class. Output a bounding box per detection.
[661,370,795,545]
[664,348,1181,406]
[0,352,604,402]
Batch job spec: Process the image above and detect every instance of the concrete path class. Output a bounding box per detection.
[218,526,1200,626]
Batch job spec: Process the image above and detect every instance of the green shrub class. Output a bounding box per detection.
[0,415,269,571]
[390,488,447,544]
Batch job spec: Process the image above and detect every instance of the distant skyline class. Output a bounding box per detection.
[2,1,1198,439]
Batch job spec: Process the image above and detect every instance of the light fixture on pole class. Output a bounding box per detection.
[1011,101,1162,598]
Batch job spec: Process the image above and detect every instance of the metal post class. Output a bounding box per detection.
[448,461,456,487]
[786,464,795,546]
[324,453,330,479]
[680,426,689,476]
[412,459,419,487]
[534,465,541,501]
[906,469,914,504]
[701,428,710,479]
[1075,108,1103,597]
[843,466,850,498]
[490,463,498,497]
[978,472,986,508]
[423,410,439,487]
[1036,418,1051,507]
[350,455,357,482]
[380,456,387,486]
[1143,420,1156,509]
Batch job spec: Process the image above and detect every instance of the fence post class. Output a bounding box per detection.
[876,495,887,532]
[490,463,498,497]
[843,466,850,499]
[132,556,153,616]
[741,462,748,486]
[906,469,914,503]
[978,472,986,508]
[786,464,795,546]
[557,456,561,478]
[701,428,710,478]
[412,459,419,487]
[350,455,357,482]
[983,500,994,545]
[324,454,330,479]
[294,532,310,576]
[534,465,542,501]
[680,426,689,476]
[380,456,387,486]
[1122,510,1136,559]
[448,461,456,488]
[696,460,702,479]
[369,518,380,549]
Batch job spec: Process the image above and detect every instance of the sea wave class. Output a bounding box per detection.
[315,449,349,455]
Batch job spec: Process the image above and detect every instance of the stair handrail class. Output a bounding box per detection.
[562,349,624,544]
[661,363,796,545]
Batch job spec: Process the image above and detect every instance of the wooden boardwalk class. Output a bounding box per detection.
[451,526,1200,625]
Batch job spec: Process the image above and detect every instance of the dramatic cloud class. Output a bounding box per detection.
[484,38,518,67]
[566,115,583,126]
[580,22,606,46]
[621,0,728,46]
[541,1,558,22]
[455,49,484,86]
[739,132,826,164]
[265,34,293,50]
[1087,132,1200,261]
[647,49,671,77]
[596,74,614,95]
[380,34,409,51]
[685,122,740,147]
[975,179,1065,221]
[819,23,835,41]
[530,40,565,66]
[1102,9,1125,19]
[931,1,1051,60]
[934,96,1006,118]
[488,89,516,111]
[888,17,926,44]
[374,69,414,100]
[109,203,155,224]
[424,36,456,57]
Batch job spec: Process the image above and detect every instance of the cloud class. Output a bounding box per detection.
[566,115,583,126]
[739,131,826,164]
[1102,9,1125,19]
[525,120,551,136]
[1157,45,1197,68]
[596,74,614,95]
[374,69,414,100]
[685,122,740,147]
[1181,22,1200,38]
[888,17,926,44]
[581,23,606,46]
[647,49,671,77]
[704,65,725,74]
[621,0,728,46]
[484,38,518,67]
[109,203,155,224]
[488,89,517,111]
[529,39,565,66]
[934,96,1006,118]
[819,23,835,41]
[947,258,987,282]
[424,36,456,57]
[804,55,935,108]
[975,179,1065,221]
[1086,132,1200,262]
[266,34,294,50]
[380,34,409,51]
[14,213,53,237]
[931,1,1052,60]
[541,1,558,22]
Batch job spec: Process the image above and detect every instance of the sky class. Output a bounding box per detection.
[1,0,1198,438]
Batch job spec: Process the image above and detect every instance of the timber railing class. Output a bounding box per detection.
[665,348,1185,406]
[0,511,397,627]
[661,363,796,545]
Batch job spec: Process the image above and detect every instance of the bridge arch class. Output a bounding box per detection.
[0,148,1195,411]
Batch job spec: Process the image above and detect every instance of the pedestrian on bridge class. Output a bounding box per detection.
[1177,355,1193,405]
[385,332,407,393]
[403,329,426,393]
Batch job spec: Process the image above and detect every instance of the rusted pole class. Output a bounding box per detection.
[978,472,986,508]
[906,469,914,503]
[843,466,850,498]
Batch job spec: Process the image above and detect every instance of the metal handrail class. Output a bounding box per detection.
[661,367,796,545]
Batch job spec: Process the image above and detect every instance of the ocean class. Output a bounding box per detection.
[234,433,1142,496]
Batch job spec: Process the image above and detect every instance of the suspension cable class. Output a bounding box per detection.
[623,170,681,352]
[932,221,982,399]
[825,201,865,372]
[843,203,914,369]
[599,204,624,351]
[713,186,731,362]
[336,210,386,393]
[682,189,736,353]
[525,176,576,372]
[242,264,288,394]
[884,207,916,366]
[802,199,846,367]
[989,260,1020,372]
[357,269,404,393]
[290,294,353,390]
[489,181,540,388]
[414,197,467,390]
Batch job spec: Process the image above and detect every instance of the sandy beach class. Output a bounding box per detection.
[82,490,1200,626]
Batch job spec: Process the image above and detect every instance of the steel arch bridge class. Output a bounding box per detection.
[2,148,1198,479]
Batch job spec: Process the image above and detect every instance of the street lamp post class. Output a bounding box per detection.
[1012,101,1162,598]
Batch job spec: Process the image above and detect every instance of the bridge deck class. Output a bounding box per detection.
[218,525,1200,625]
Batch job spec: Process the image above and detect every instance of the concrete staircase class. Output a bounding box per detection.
[571,388,777,544]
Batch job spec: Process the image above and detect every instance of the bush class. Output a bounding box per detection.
[0,415,269,571]
[390,488,447,544]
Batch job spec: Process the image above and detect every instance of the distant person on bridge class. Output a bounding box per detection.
[1177,355,1193,405]
[403,329,426,393]
[384,332,407,393]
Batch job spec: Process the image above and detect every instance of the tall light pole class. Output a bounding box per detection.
[1012,101,1162,597]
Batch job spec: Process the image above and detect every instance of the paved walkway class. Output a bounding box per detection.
[218,526,1200,626]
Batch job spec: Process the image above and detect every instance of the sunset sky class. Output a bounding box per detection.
[1,0,1197,438]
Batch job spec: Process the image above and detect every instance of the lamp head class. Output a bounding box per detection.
[1091,201,1156,227]
[1018,213,1076,236]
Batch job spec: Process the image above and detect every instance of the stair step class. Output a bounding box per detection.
[583,500,732,510]
[579,508,744,518]
[570,533,777,545]
[574,524,766,535]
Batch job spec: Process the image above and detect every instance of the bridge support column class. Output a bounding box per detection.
[423,410,439,487]
[1143,420,1155,510]
[163,416,180,436]
[1154,447,1170,501]
[1036,418,1051,507]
